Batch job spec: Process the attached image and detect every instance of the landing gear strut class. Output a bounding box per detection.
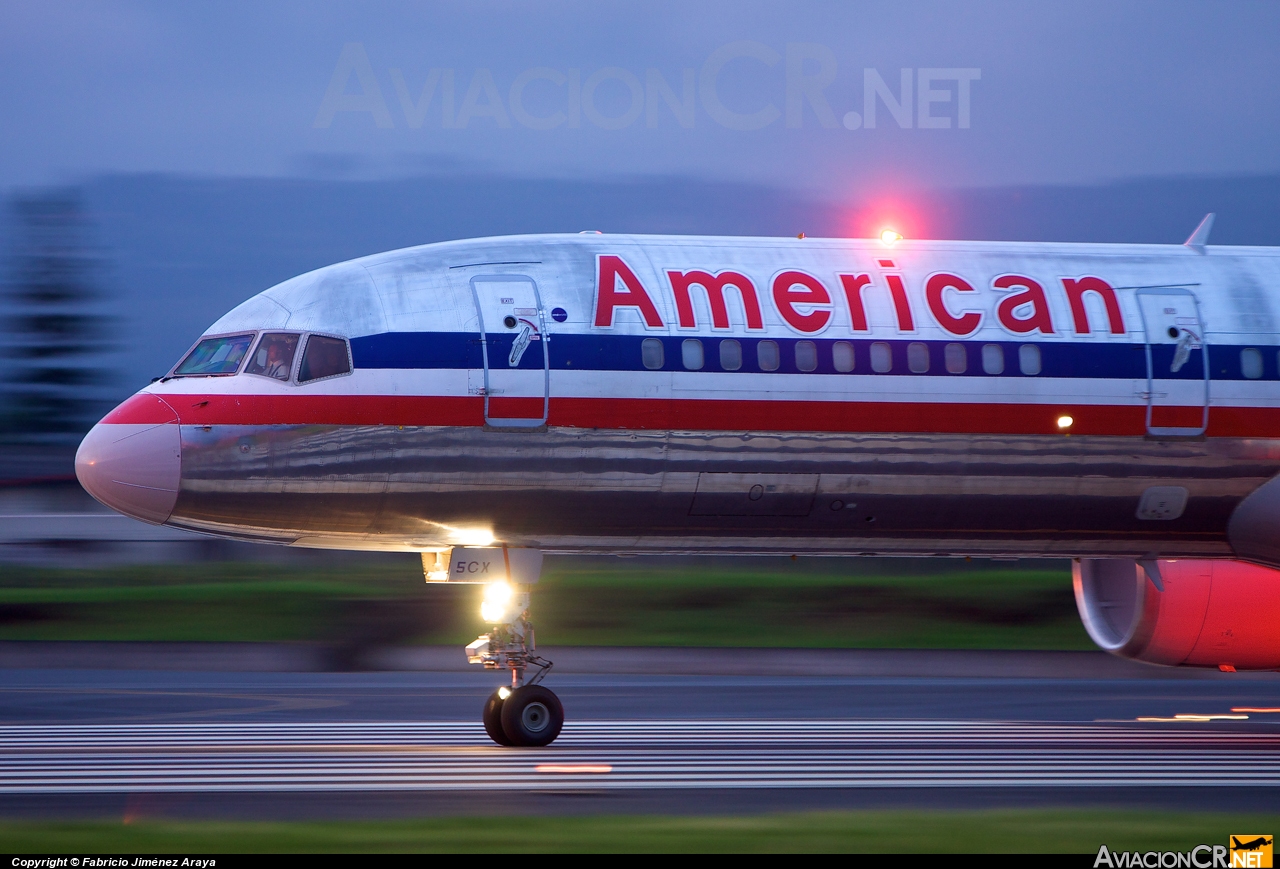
[465,579,563,746]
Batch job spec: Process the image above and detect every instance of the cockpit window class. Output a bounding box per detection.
[298,335,352,383]
[173,333,254,376]
[245,333,300,381]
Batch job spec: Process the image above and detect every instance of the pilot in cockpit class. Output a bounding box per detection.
[245,333,299,381]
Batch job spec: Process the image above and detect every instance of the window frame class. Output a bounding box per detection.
[719,338,742,371]
[907,342,930,374]
[794,340,818,373]
[982,343,1005,375]
[870,342,893,373]
[1018,343,1042,376]
[168,331,259,379]
[641,337,665,370]
[832,341,855,373]
[1242,347,1264,380]
[757,340,781,372]
[296,332,354,385]
[244,331,304,383]
[681,338,705,371]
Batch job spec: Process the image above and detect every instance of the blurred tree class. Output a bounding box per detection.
[1,190,115,445]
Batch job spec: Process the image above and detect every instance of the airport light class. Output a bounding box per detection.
[879,228,902,246]
[1056,415,1074,430]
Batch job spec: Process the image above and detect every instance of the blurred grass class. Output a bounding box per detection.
[0,557,1093,649]
[0,809,1264,853]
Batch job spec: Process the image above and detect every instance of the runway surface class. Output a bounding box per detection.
[1,664,1279,816]
[2,719,1280,793]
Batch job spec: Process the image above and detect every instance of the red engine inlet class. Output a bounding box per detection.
[1073,559,1280,670]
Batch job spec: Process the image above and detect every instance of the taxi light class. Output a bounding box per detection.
[498,687,512,700]
[481,581,515,623]
[879,228,902,246]
[1056,415,1074,429]
[485,582,513,605]
[456,527,496,546]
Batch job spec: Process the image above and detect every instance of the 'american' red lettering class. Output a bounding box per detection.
[1061,276,1125,335]
[667,270,763,330]
[994,274,1054,334]
[840,273,915,332]
[594,255,664,328]
[772,271,832,333]
[926,273,981,336]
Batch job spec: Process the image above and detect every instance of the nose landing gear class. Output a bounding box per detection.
[466,580,562,746]
[428,547,560,747]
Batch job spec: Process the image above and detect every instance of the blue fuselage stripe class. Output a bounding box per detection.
[349,332,1267,380]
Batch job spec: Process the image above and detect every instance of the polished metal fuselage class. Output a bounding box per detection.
[80,233,1280,560]
[168,423,1276,557]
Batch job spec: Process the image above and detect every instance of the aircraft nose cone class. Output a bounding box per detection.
[75,395,181,525]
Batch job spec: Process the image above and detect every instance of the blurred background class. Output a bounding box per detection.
[3,1,1279,658]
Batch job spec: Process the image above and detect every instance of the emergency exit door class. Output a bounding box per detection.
[470,275,549,428]
[1137,288,1209,436]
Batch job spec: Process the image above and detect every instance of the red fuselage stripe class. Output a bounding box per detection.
[100,394,179,425]
[95,391,1280,437]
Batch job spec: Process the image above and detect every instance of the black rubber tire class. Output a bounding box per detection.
[499,685,564,747]
[483,689,513,746]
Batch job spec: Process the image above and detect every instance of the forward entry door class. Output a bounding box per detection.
[470,275,549,428]
[1137,288,1209,436]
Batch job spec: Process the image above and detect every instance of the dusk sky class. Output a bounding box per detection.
[3,1,1279,197]
[4,1,1280,392]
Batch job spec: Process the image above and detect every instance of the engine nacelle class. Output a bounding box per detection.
[1073,558,1280,670]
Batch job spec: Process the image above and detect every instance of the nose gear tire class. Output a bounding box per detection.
[483,690,513,746]
[499,685,564,746]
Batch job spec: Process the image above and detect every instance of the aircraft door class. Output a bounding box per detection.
[470,274,550,428]
[1136,288,1209,436]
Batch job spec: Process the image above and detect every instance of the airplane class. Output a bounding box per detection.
[75,214,1280,746]
[1232,838,1273,852]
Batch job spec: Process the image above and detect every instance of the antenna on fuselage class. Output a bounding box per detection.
[1184,213,1215,254]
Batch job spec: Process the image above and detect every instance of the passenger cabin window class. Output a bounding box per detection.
[907,342,929,373]
[245,333,300,381]
[719,339,742,371]
[298,335,352,383]
[1242,348,1263,379]
[641,338,664,370]
[982,344,1004,375]
[757,340,780,371]
[945,343,967,374]
[174,334,254,376]
[1019,344,1042,376]
[870,342,892,373]
[832,341,854,372]
[795,341,818,372]
[681,338,704,370]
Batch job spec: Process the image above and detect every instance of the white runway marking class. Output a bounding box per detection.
[0,720,1276,792]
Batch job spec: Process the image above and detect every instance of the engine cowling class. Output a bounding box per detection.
[1073,558,1280,670]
